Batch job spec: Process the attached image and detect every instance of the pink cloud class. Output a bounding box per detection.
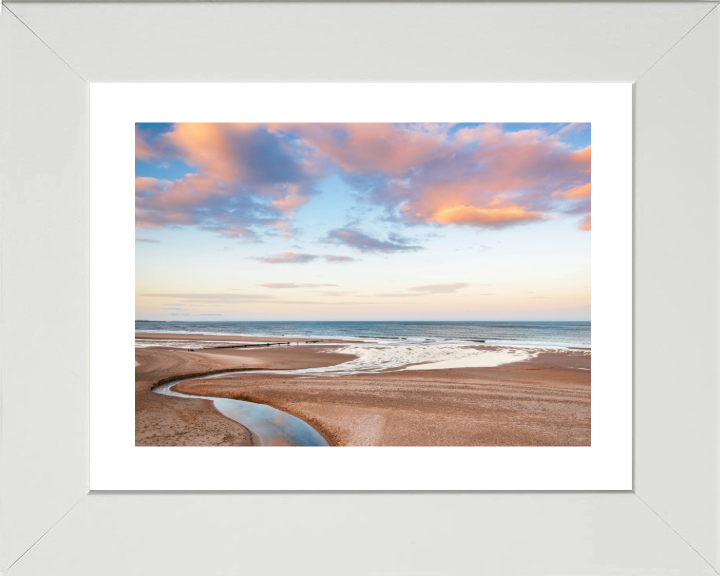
[135,124,318,238]
[284,123,591,230]
[273,123,448,175]
[137,123,591,237]
[135,128,156,159]
[135,176,169,193]
[380,133,591,229]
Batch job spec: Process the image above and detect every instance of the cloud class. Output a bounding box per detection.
[254,252,319,264]
[135,177,171,194]
[143,293,276,303]
[254,252,356,264]
[161,313,223,316]
[556,123,590,136]
[579,215,591,231]
[278,123,444,175]
[388,232,418,245]
[137,123,591,239]
[322,254,356,263]
[325,228,423,253]
[257,282,301,289]
[377,282,470,298]
[387,141,590,229]
[432,205,544,228]
[144,292,363,306]
[553,183,591,200]
[408,283,470,294]
[292,123,591,230]
[135,124,321,239]
[135,127,157,160]
[257,283,338,289]
[320,291,355,297]
[135,238,159,243]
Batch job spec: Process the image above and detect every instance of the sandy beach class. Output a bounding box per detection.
[136,334,590,447]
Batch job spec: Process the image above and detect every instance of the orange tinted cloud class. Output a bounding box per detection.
[573,145,591,170]
[164,123,244,182]
[281,123,445,175]
[136,123,591,237]
[135,124,318,237]
[135,176,171,193]
[432,205,544,228]
[579,215,591,231]
[553,183,591,200]
[359,126,591,230]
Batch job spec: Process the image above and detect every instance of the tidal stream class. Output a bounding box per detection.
[153,373,329,447]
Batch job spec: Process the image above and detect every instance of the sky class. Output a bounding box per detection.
[135,123,590,321]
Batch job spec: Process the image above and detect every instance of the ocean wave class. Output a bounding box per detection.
[286,343,588,374]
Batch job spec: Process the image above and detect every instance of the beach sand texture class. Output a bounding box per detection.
[136,334,590,447]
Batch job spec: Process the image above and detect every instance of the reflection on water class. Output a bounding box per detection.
[213,398,328,447]
[153,378,329,447]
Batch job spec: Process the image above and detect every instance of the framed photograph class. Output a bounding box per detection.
[92,83,629,491]
[2,2,718,574]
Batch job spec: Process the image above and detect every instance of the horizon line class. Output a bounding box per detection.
[135,319,591,323]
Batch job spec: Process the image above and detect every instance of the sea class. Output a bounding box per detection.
[135,320,591,349]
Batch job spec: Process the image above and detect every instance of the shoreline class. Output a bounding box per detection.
[135,330,591,350]
[135,332,365,344]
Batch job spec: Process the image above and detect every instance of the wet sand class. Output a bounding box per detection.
[136,337,590,447]
[135,344,356,446]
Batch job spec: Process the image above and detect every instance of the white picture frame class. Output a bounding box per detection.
[1,2,718,574]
